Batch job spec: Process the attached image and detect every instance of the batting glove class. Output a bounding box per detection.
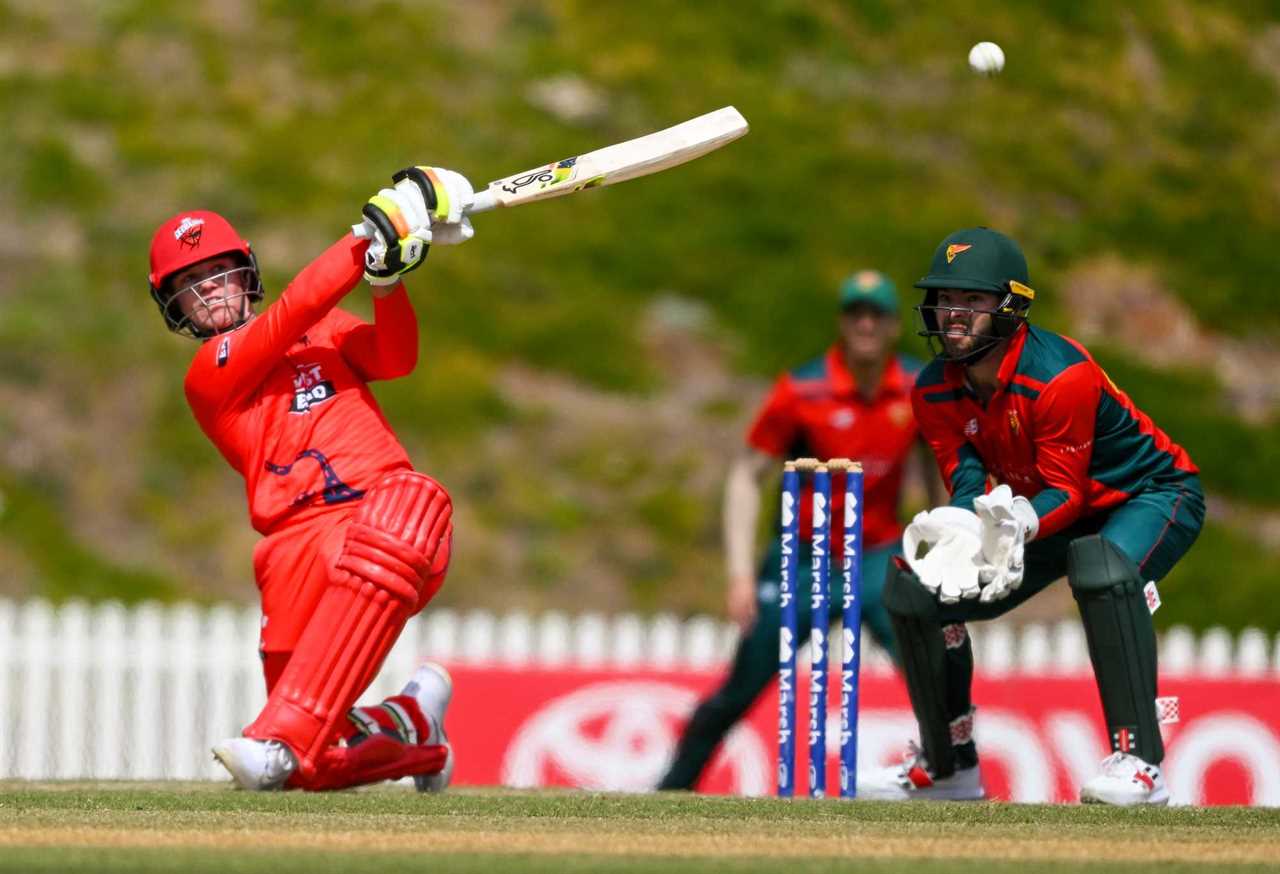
[360,186,432,286]
[392,166,475,246]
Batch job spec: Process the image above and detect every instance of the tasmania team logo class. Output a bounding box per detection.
[173,216,205,249]
[852,270,882,291]
[946,243,972,263]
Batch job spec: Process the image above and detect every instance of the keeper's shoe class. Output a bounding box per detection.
[402,662,454,793]
[1080,752,1169,806]
[212,737,297,791]
[855,742,985,801]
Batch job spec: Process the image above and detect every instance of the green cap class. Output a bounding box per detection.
[838,270,899,315]
[914,227,1034,298]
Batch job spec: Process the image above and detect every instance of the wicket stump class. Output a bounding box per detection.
[776,457,864,799]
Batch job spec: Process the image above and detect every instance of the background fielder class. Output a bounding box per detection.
[658,271,944,791]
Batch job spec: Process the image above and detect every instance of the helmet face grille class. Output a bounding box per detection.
[914,286,1031,364]
[152,264,262,339]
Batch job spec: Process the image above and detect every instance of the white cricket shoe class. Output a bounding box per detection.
[212,737,297,791]
[856,742,985,801]
[402,662,454,792]
[1080,752,1169,806]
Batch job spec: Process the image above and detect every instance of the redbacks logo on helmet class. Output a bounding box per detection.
[173,216,205,250]
[945,243,972,264]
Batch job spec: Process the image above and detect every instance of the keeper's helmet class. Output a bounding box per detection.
[913,227,1035,364]
[147,210,263,339]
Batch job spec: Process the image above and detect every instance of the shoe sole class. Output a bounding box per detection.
[858,790,986,802]
[212,744,261,791]
[1081,791,1170,806]
[210,745,240,788]
[858,766,985,802]
[414,742,454,793]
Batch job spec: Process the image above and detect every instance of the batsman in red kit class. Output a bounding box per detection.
[146,166,477,791]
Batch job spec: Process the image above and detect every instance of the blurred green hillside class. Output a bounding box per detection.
[1,1,1278,631]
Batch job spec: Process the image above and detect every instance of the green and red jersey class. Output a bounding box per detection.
[912,324,1197,539]
[748,346,922,549]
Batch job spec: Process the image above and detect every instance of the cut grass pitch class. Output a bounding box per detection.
[0,783,1277,873]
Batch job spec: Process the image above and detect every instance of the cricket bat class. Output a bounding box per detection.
[468,106,748,213]
[355,106,747,237]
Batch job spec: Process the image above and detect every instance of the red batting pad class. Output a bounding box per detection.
[245,472,451,776]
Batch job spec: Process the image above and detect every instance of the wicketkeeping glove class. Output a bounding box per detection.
[973,484,1039,602]
[902,506,985,604]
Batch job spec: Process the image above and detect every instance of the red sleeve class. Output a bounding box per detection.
[1029,363,1100,538]
[334,285,419,381]
[745,375,798,456]
[911,387,987,509]
[185,233,366,412]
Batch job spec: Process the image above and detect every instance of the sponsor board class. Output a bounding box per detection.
[442,666,1280,806]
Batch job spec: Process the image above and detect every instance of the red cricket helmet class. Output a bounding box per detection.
[147,210,263,338]
[148,210,255,290]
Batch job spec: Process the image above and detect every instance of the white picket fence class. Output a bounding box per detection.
[0,598,1275,782]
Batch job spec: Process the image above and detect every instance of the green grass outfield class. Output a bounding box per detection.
[0,783,1277,873]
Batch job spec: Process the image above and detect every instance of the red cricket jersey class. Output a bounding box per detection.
[747,346,921,548]
[183,235,419,535]
[911,324,1198,539]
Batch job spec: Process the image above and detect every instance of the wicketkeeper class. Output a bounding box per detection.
[146,166,476,791]
[658,271,944,791]
[858,227,1203,805]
